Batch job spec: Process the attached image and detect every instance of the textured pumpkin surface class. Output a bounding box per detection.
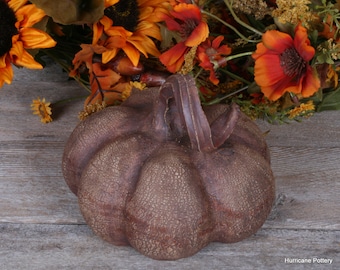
[62,74,275,260]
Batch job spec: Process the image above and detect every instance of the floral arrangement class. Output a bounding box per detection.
[1,0,340,123]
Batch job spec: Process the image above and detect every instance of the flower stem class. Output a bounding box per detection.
[53,95,89,106]
[203,85,249,105]
[225,51,254,61]
[202,10,259,43]
[223,0,263,37]
[219,68,252,85]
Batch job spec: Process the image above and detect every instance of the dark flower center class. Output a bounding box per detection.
[0,0,18,56]
[280,47,307,80]
[104,0,139,32]
[178,18,198,39]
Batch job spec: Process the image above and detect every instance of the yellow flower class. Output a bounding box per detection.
[31,97,53,123]
[272,0,316,27]
[0,0,57,87]
[78,101,107,120]
[287,100,315,119]
[92,0,165,66]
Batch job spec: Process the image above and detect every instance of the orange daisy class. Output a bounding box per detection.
[159,3,209,73]
[252,24,320,101]
[0,0,57,87]
[92,0,164,67]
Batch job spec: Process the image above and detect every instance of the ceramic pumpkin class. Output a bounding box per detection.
[62,74,275,260]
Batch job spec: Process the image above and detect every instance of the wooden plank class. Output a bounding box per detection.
[0,141,84,224]
[11,57,70,83]
[264,146,340,230]
[257,112,340,148]
[0,223,338,269]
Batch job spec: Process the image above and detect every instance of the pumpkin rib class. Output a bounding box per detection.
[78,132,163,245]
[62,95,155,195]
[191,142,274,243]
[125,143,213,260]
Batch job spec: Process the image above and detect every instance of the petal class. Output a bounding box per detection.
[260,84,289,101]
[294,24,315,61]
[252,42,271,60]
[92,23,104,45]
[105,0,119,8]
[0,58,14,87]
[16,4,46,28]
[100,16,114,31]
[283,84,302,96]
[185,21,209,47]
[172,3,201,21]
[209,71,220,85]
[104,35,127,49]
[8,0,27,12]
[301,67,321,97]
[9,39,24,59]
[105,26,132,38]
[159,42,187,67]
[217,45,232,56]
[163,14,182,31]
[13,49,43,69]
[19,28,56,49]
[136,21,162,40]
[198,53,212,69]
[262,30,293,53]
[127,38,148,57]
[0,54,7,68]
[254,54,286,87]
[128,35,160,57]
[164,60,185,73]
[102,48,119,64]
[122,43,141,67]
[212,35,224,48]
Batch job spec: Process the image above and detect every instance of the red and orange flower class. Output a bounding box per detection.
[197,35,232,85]
[0,0,56,87]
[252,24,320,101]
[159,3,209,73]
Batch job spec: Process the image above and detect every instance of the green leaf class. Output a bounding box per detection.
[317,87,340,112]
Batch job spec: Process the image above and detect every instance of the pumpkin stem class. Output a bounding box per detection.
[210,103,240,148]
[154,74,215,152]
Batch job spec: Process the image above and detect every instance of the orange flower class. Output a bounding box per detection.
[197,35,232,85]
[159,3,209,73]
[0,0,56,87]
[252,24,320,101]
[92,0,163,67]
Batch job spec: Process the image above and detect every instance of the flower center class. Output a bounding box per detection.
[178,18,198,39]
[0,0,18,56]
[280,47,307,79]
[104,0,140,32]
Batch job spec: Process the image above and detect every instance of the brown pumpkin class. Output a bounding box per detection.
[62,74,275,260]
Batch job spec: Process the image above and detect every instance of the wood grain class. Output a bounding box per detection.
[0,62,339,268]
[1,223,338,269]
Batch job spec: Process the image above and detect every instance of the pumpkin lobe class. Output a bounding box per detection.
[125,144,212,260]
[78,133,160,245]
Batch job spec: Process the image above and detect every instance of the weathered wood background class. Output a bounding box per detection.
[0,61,339,269]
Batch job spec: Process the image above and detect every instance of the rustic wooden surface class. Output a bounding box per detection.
[0,61,339,269]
